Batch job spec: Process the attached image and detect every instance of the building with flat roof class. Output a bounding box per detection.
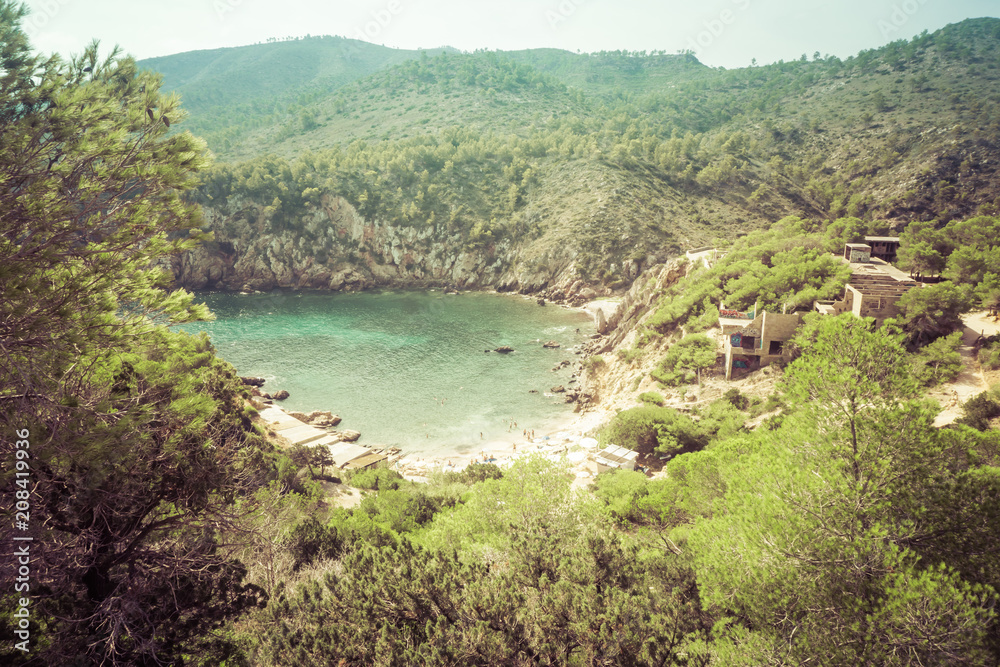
[719,306,804,380]
[595,445,639,472]
[864,236,900,262]
[814,244,919,326]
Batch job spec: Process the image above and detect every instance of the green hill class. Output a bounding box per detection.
[139,36,457,155]
[144,19,1000,292]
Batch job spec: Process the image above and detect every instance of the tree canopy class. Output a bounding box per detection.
[0,6,276,664]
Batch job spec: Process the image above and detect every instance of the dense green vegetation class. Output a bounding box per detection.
[202,315,1000,666]
[146,18,1000,286]
[644,215,854,334]
[0,7,298,664]
[4,5,1000,665]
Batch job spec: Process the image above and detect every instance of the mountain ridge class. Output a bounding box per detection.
[143,18,1000,299]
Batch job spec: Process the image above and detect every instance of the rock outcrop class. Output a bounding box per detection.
[167,195,663,304]
[290,410,342,427]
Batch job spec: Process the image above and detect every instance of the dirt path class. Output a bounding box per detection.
[931,311,1000,427]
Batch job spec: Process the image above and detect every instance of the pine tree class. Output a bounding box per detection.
[0,5,273,664]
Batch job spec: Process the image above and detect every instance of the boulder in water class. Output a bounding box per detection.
[272,390,290,401]
[495,346,514,354]
[542,340,560,348]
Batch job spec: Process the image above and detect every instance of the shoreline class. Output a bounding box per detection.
[250,294,624,482]
[390,402,615,482]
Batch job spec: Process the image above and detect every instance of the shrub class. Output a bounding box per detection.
[652,335,717,387]
[359,488,438,533]
[583,355,607,372]
[639,391,666,406]
[286,517,344,571]
[601,405,708,457]
[958,385,1000,431]
[979,337,1000,370]
[592,470,650,524]
[350,467,404,491]
[696,399,747,442]
[445,462,503,485]
[912,331,963,386]
[723,388,749,411]
[748,393,784,418]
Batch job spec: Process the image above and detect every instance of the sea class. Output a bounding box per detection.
[177,289,594,455]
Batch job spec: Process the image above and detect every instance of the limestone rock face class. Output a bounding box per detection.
[168,191,669,300]
[171,195,571,294]
[596,308,609,335]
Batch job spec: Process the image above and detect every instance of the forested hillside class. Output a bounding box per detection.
[4,5,1000,665]
[145,19,1000,296]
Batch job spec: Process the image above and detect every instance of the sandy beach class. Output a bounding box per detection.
[257,295,625,482]
[390,403,614,483]
[385,297,622,480]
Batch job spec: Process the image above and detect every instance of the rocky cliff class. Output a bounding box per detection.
[169,194,647,302]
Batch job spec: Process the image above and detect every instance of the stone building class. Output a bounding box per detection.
[814,243,919,327]
[864,236,901,262]
[719,306,804,380]
[718,244,918,380]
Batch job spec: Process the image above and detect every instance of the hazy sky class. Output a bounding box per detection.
[19,0,1000,68]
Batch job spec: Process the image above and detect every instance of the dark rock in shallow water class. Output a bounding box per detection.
[537,298,546,306]
[272,390,290,400]
[240,376,266,387]
[542,340,560,348]
[495,346,514,354]
[551,385,566,393]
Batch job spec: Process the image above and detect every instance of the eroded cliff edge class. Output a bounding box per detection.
[167,194,657,303]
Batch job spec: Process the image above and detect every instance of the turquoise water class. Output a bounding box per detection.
[179,290,593,455]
